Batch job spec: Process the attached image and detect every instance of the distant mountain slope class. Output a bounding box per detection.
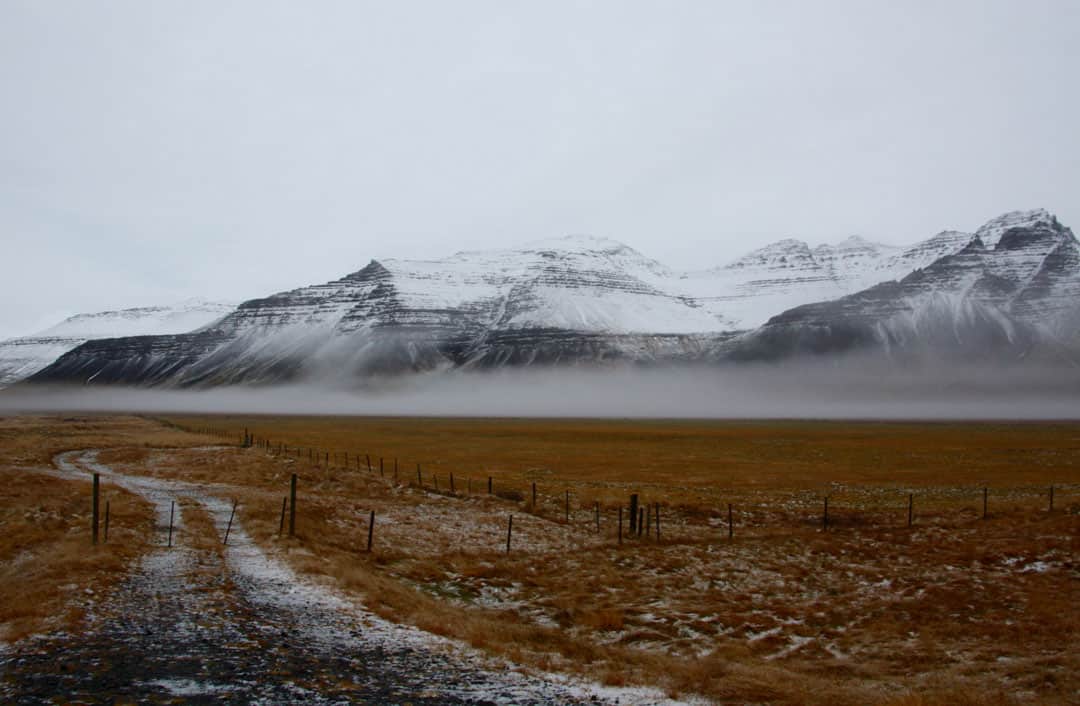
[727,210,1080,363]
[25,209,1078,387]
[0,300,234,387]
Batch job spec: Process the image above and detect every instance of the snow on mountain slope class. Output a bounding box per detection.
[0,300,234,387]
[730,210,1080,362]
[26,209,1079,387]
[672,230,967,331]
[974,208,1060,249]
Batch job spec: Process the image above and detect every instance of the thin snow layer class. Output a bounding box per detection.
[265,230,981,339]
[0,299,235,388]
[501,287,722,334]
[54,449,694,706]
[37,299,235,339]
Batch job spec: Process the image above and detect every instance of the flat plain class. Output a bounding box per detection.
[1,413,1078,704]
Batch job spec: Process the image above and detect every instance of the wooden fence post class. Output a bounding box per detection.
[417,464,422,487]
[638,507,644,537]
[367,510,375,552]
[629,493,639,533]
[506,515,513,554]
[1049,485,1054,512]
[618,506,623,545]
[532,482,537,509]
[565,490,569,523]
[907,493,914,527]
[595,502,600,533]
[450,472,455,494]
[982,487,988,520]
[645,503,651,536]
[223,498,238,545]
[104,500,110,543]
[289,474,297,537]
[278,496,287,536]
[92,473,100,546]
[655,504,660,542]
[823,497,829,531]
[367,454,372,472]
[168,500,175,547]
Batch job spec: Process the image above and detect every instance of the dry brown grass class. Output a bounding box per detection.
[4,413,1079,704]
[0,468,154,641]
[0,414,219,642]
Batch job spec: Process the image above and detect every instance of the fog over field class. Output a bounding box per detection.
[3,362,1079,420]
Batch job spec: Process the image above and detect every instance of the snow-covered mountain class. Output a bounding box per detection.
[24,209,1080,387]
[729,209,1080,363]
[0,300,235,387]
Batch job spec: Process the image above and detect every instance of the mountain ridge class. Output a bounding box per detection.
[18,209,1080,388]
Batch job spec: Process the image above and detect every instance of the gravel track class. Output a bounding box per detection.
[0,450,679,705]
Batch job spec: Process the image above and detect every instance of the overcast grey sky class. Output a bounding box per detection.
[2,1,1077,339]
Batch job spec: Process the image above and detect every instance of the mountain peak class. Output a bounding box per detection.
[724,239,815,270]
[975,209,1061,248]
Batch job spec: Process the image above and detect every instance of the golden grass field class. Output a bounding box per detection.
[2,413,1078,704]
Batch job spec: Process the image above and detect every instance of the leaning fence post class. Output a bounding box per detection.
[367,510,375,552]
[168,500,175,547]
[289,474,298,537]
[92,473,100,546]
[506,515,513,554]
[223,498,238,545]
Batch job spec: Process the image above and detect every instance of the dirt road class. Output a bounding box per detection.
[0,450,673,705]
